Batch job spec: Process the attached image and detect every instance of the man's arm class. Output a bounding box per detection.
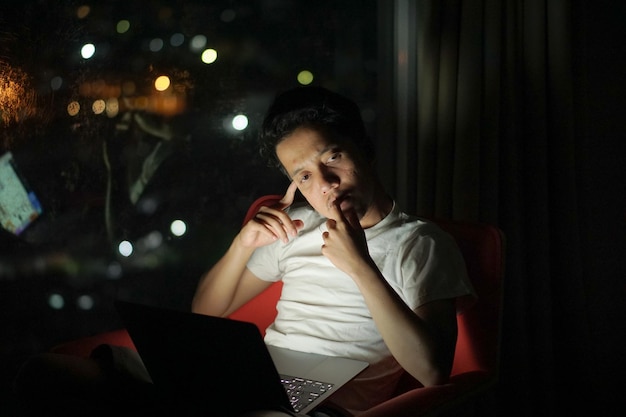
[191,183,302,317]
[353,270,457,386]
[322,203,457,386]
[191,241,270,317]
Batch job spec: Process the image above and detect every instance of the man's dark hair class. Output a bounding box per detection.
[259,86,375,173]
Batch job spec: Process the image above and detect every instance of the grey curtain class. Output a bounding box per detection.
[380,0,625,415]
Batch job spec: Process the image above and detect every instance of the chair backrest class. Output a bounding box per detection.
[229,197,505,386]
[433,219,505,381]
[228,195,284,331]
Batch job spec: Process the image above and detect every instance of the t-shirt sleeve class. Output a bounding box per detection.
[245,203,312,283]
[398,224,476,312]
[246,241,282,282]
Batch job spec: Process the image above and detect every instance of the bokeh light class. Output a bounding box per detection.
[50,76,63,91]
[232,114,249,131]
[170,33,184,47]
[92,99,105,114]
[201,48,218,64]
[116,20,130,34]
[190,35,207,52]
[297,70,314,85]
[170,220,187,237]
[76,294,95,310]
[48,293,65,310]
[106,262,123,280]
[144,231,163,249]
[76,5,90,19]
[149,38,164,52]
[154,75,171,91]
[81,43,96,59]
[118,240,133,257]
[67,101,80,116]
[106,98,120,117]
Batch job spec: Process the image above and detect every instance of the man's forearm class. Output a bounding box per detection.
[351,263,452,386]
[191,234,256,316]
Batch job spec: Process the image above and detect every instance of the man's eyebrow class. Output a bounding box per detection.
[289,144,337,178]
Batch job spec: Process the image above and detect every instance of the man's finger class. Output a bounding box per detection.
[328,201,362,231]
[328,200,348,223]
[278,181,298,209]
[343,207,361,230]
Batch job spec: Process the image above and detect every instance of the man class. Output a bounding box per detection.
[192,86,475,415]
[15,87,473,417]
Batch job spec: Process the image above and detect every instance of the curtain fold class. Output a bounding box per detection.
[406,0,598,415]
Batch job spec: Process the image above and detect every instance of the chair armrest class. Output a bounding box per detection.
[359,371,493,417]
[358,383,459,417]
[50,329,135,357]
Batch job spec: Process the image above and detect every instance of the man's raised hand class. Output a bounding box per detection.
[321,201,372,277]
[239,182,303,248]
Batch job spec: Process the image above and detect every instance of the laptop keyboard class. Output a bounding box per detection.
[280,374,334,413]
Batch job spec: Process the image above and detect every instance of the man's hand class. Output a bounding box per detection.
[239,182,303,247]
[321,201,373,277]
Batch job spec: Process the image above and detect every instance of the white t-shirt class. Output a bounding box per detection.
[247,202,475,412]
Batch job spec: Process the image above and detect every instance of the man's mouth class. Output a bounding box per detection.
[330,194,352,211]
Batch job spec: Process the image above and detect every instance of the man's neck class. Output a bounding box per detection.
[360,189,393,229]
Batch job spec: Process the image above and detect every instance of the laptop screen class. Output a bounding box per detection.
[0,151,43,235]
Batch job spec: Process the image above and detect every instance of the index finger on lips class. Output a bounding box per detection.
[328,199,347,224]
[343,206,362,230]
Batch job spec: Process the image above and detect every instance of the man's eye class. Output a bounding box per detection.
[327,153,341,163]
[300,174,310,183]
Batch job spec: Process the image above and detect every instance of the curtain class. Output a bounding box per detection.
[384,0,624,415]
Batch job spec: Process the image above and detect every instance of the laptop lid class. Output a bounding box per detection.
[115,300,293,417]
[115,300,368,416]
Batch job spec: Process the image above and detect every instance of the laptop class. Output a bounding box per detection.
[115,300,368,417]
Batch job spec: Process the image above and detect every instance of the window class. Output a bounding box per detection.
[0,0,378,344]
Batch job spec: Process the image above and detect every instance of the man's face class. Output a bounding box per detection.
[276,127,375,221]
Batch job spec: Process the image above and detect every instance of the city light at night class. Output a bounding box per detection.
[0,63,37,129]
[80,43,96,59]
[232,114,248,131]
[154,75,171,91]
[201,48,218,64]
[297,70,314,85]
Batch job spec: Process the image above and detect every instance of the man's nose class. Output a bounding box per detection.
[318,167,339,194]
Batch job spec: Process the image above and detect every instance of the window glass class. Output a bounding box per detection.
[0,0,378,343]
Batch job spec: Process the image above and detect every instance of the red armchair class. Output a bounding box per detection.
[359,217,505,417]
[52,196,505,416]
